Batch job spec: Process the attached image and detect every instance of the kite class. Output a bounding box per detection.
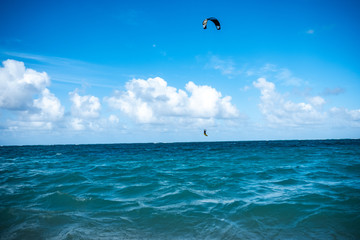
[202,17,221,30]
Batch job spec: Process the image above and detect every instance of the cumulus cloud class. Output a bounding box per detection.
[108,114,119,124]
[31,89,64,121]
[106,77,239,124]
[307,96,325,107]
[0,59,64,130]
[330,107,360,127]
[68,91,102,130]
[69,118,85,131]
[69,91,101,118]
[0,59,50,110]
[253,78,326,126]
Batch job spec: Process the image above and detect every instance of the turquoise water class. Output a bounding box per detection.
[1,140,360,239]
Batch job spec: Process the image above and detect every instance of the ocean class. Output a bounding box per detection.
[1,139,360,239]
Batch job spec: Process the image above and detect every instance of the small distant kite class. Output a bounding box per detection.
[204,129,208,136]
[202,17,221,30]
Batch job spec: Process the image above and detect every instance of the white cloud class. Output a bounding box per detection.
[69,118,85,131]
[186,81,222,118]
[67,91,102,131]
[31,88,64,122]
[348,109,360,121]
[261,63,277,73]
[0,59,50,110]
[275,68,303,86]
[249,64,304,86]
[240,85,250,92]
[106,77,239,124]
[109,114,120,124]
[330,107,360,127]
[69,91,101,118]
[253,78,326,126]
[308,96,326,107]
[206,55,236,76]
[0,59,64,130]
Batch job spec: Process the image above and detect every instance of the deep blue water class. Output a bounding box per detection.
[1,140,360,239]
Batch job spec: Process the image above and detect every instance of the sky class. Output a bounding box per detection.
[0,0,359,145]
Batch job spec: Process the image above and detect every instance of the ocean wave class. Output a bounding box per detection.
[1,140,360,239]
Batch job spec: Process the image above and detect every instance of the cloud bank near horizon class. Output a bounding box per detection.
[106,77,239,124]
[0,60,240,132]
[0,59,359,143]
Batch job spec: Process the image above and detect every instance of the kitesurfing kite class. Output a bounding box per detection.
[202,17,221,30]
[204,129,208,136]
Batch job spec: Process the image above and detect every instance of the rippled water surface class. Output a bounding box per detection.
[1,140,360,239]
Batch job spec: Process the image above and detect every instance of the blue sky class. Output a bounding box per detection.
[0,0,359,145]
